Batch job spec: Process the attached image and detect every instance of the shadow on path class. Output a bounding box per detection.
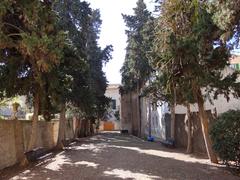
[1,132,238,180]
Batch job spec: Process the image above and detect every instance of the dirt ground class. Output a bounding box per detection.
[0,132,239,180]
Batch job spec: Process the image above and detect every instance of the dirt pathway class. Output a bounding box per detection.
[2,132,238,180]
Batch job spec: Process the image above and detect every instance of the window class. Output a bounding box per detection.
[111,99,116,110]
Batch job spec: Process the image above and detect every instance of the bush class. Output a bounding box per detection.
[210,110,240,166]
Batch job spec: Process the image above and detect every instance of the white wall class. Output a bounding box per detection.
[176,67,240,115]
[105,84,121,112]
[104,84,121,130]
[140,97,167,140]
[175,94,240,114]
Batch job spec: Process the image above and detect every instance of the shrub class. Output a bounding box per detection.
[210,110,240,166]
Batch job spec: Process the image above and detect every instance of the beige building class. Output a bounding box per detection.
[99,84,121,131]
[230,55,240,70]
[105,84,121,113]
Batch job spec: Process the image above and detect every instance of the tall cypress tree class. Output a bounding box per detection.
[121,0,154,93]
[120,0,154,136]
[85,9,113,121]
[53,0,112,143]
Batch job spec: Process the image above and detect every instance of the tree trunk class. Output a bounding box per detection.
[21,91,40,166]
[196,88,218,163]
[74,117,81,138]
[186,103,193,154]
[86,120,90,136]
[55,104,66,150]
[90,120,94,135]
[96,118,100,134]
[83,119,87,137]
[80,119,86,137]
[170,103,175,140]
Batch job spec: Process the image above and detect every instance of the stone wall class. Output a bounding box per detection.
[121,93,132,133]
[0,121,17,170]
[121,93,168,139]
[120,91,139,135]
[0,119,75,170]
[174,111,214,155]
[121,90,214,155]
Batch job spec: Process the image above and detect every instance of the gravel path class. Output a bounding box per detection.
[2,132,239,180]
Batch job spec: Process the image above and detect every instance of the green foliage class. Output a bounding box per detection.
[210,110,240,166]
[120,0,154,93]
[53,0,112,120]
[149,0,240,106]
[0,0,66,102]
[0,0,112,122]
[208,0,240,43]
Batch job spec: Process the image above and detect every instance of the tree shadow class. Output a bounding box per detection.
[1,132,238,180]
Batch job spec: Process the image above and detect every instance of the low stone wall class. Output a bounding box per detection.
[174,111,214,155]
[0,121,17,170]
[0,119,75,170]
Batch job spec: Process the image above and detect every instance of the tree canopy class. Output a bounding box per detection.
[121,0,240,163]
[53,0,113,120]
[120,0,154,93]
[0,0,113,153]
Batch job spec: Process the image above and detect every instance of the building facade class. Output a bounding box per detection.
[99,84,121,131]
[230,55,240,70]
[121,66,240,154]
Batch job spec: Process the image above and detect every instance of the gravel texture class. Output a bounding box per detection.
[1,132,239,180]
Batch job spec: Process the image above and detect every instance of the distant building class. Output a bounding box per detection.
[230,55,240,70]
[99,84,121,131]
[105,84,121,113]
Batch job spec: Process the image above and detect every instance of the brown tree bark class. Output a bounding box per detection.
[82,119,87,137]
[96,118,100,134]
[86,119,90,136]
[74,117,81,138]
[55,104,66,150]
[195,88,218,163]
[186,103,193,154]
[21,91,40,166]
[79,119,86,137]
[90,120,94,135]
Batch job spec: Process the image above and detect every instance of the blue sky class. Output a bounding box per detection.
[86,0,155,84]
